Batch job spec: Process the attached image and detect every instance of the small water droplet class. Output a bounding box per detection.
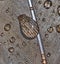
[38,0,42,4]
[8,47,14,53]
[44,0,52,9]
[47,52,51,57]
[9,37,16,43]
[57,5,60,16]
[0,32,4,37]
[45,33,49,38]
[47,27,53,33]
[4,24,11,31]
[56,24,60,33]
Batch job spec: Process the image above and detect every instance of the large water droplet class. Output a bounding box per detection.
[18,14,39,39]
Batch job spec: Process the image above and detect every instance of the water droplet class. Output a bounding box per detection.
[47,52,51,57]
[0,32,4,37]
[9,37,16,43]
[47,27,53,33]
[4,24,11,31]
[44,0,52,9]
[18,14,39,39]
[57,5,60,16]
[6,7,9,13]
[38,0,42,4]
[8,47,14,53]
[56,24,60,33]
[45,33,49,38]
